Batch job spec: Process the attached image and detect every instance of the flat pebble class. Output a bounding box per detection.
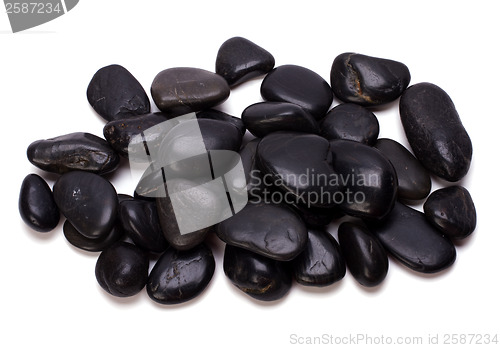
[63,220,123,252]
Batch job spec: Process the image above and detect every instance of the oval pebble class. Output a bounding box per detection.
[63,220,123,252]
[95,241,149,297]
[27,132,120,175]
[223,244,292,302]
[292,229,346,287]
[338,222,388,287]
[147,243,215,305]
[53,171,118,239]
[19,174,60,232]
[400,82,472,182]
[196,109,246,135]
[261,64,333,120]
[423,186,476,240]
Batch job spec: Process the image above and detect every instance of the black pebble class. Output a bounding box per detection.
[423,186,476,240]
[95,241,149,297]
[320,103,379,145]
[196,109,246,135]
[147,243,215,305]
[63,220,123,252]
[216,36,275,87]
[223,244,292,302]
[87,64,150,122]
[19,174,60,232]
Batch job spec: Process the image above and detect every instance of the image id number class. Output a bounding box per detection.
[5,2,62,14]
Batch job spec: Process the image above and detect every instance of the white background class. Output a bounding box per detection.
[1,1,499,347]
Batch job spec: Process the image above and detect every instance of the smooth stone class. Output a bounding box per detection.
[261,65,333,120]
[119,199,168,253]
[289,202,343,227]
[320,103,379,145]
[53,171,118,239]
[330,140,397,220]
[423,186,476,240]
[241,102,319,138]
[27,132,120,175]
[223,244,292,301]
[216,36,275,87]
[330,53,411,106]
[400,82,473,182]
[338,222,388,287]
[257,131,342,208]
[103,112,169,157]
[374,138,431,201]
[87,64,150,122]
[151,67,230,115]
[196,109,246,135]
[293,229,346,287]
[117,193,134,203]
[95,241,149,297]
[19,174,59,232]
[239,138,262,198]
[63,219,123,252]
[156,179,215,250]
[147,243,215,305]
[367,202,456,273]
[216,202,308,261]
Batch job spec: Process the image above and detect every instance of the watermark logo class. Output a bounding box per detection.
[4,0,78,33]
[129,113,248,236]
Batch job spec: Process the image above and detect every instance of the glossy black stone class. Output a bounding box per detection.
[320,103,379,145]
[223,244,292,301]
[238,138,263,200]
[156,179,215,250]
[27,132,120,175]
[257,132,341,208]
[367,202,456,273]
[330,53,411,106]
[19,174,59,232]
[329,140,397,220]
[147,243,215,305]
[151,67,230,115]
[261,65,333,120]
[242,102,319,138]
[53,171,118,239]
[293,229,346,286]
[289,203,343,227]
[196,109,246,135]
[338,222,388,287]
[103,112,169,158]
[400,83,472,182]
[423,186,476,240]
[216,36,275,87]
[119,199,168,253]
[63,220,123,252]
[375,138,431,201]
[95,242,149,297]
[87,64,150,122]
[216,202,308,261]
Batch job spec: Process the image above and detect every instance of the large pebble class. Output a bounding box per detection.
[367,202,456,273]
[257,131,341,208]
[103,112,169,158]
[242,102,319,138]
[216,202,308,261]
[196,109,246,135]
[95,241,149,297]
[338,222,388,287]
[87,64,150,122]
[147,243,215,305]
[423,186,476,240]
[329,140,397,220]
[399,82,472,182]
[293,229,346,287]
[63,220,123,252]
[375,138,431,201]
[151,67,230,115]
[19,174,60,232]
[223,244,292,301]
[27,132,120,175]
[261,65,333,120]
[53,171,118,239]
[120,199,168,253]
[216,36,275,86]
[330,53,410,106]
[320,103,379,145]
